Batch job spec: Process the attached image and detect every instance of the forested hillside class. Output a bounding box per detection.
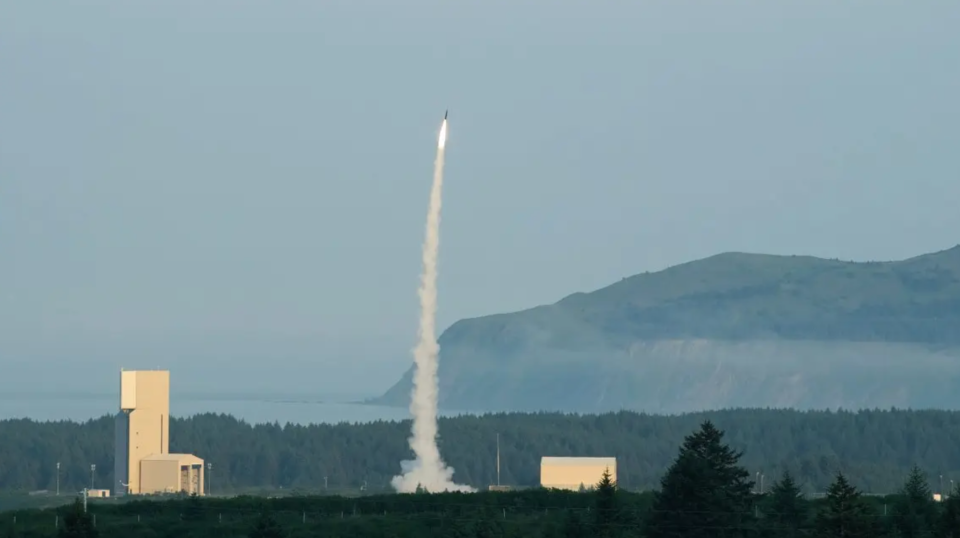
[375,245,960,413]
[6,422,960,537]
[3,409,960,496]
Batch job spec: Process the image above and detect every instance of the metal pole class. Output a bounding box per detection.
[496,433,501,486]
[56,462,60,496]
[90,464,96,490]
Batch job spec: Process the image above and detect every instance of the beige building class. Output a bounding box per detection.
[141,454,205,495]
[540,457,617,491]
[114,370,204,496]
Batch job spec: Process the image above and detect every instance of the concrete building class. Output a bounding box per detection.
[540,457,617,491]
[114,370,204,496]
[141,454,205,495]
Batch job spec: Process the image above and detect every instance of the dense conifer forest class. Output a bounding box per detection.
[4,421,960,537]
[3,409,960,499]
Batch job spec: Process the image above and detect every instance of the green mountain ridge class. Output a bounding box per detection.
[374,245,960,412]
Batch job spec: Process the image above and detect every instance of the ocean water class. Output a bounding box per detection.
[0,392,464,425]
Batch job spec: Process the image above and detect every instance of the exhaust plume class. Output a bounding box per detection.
[391,117,473,494]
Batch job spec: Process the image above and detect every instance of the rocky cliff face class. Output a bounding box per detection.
[373,246,960,413]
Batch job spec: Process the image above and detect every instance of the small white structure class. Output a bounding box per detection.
[540,457,617,491]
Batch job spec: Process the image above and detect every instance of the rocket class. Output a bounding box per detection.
[444,109,448,120]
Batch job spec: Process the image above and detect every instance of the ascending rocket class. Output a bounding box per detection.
[438,110,448,148]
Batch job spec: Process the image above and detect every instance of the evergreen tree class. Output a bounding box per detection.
[891,466,936,538]
[248,511,285,538]
[58,499,99,538]
[814,472,874,538]
[645,421,756,538]
[538,518,564,538]
[594,467,619,537]
[562,509,588,538]
[761,470,807,537]
[940,482,960,538]
[182,492,205,522]
[472,517,504,538]
[445,520,474,538]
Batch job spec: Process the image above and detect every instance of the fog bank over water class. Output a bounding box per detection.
[0,392,469,425]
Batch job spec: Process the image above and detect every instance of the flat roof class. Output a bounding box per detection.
[141,453,204,464]
[541,457,616,467]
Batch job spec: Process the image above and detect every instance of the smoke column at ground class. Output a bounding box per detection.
[391,118,473,494]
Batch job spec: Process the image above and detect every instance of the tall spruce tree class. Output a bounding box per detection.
[891,466,936,538]
[562,509,589,538]
[248,510,285,538]
[814,472,874,538]
[644,421,755,538]
[761,470,807,537]
[940,482,960,538]
[594,467,620,537]
[182,492,204,522]
[58,499,99,538]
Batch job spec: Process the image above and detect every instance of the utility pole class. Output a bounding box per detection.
[496,433,501,487]
[56,462,60,496]
[207,463,212,496]
[90,464,96,490]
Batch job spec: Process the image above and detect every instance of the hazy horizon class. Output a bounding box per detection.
[2,1,958,398]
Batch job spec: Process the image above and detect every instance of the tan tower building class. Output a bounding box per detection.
[114,370,204,496]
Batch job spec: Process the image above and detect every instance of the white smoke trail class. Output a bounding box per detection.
[391,118,473,494]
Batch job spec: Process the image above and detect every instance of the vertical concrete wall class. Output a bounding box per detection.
[140,459,179,494]
[540,457,617,490]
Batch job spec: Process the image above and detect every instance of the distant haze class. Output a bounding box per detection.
[1,1,958,400]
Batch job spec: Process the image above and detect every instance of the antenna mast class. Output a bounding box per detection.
[496,433,501,486]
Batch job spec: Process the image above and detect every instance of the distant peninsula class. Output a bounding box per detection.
[373,245,960,413]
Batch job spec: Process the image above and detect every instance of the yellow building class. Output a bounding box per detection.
[114,370,204,496]
[540,457,617,491]
[141,454,205,495]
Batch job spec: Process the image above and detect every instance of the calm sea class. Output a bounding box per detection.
[0,392,466,425]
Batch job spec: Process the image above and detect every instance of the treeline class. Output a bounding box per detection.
[3,409,960,494]
[5,422,960,537]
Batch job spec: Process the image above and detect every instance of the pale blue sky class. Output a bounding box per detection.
[1,1,958,397]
